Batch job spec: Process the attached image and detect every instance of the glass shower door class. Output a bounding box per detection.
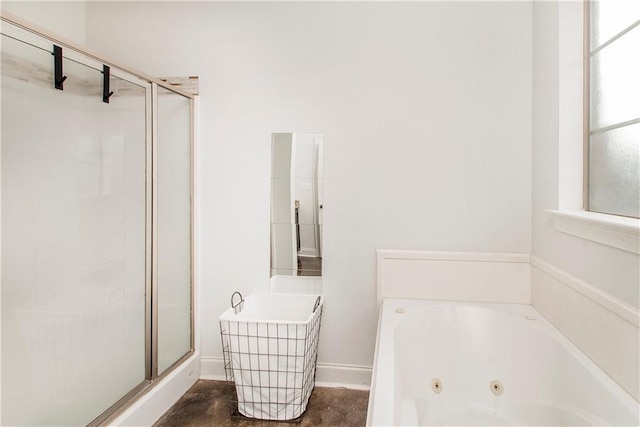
[156,86,193,375]
[1,32,149,426]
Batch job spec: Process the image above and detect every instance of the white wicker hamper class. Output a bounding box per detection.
[219,293,323,421]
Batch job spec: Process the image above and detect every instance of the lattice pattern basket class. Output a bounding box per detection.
[219,292,323,421]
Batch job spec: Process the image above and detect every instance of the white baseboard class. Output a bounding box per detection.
[200,356,371,390]
[199,356,227,381]
[314,363,371,390]
[110,353,201,426]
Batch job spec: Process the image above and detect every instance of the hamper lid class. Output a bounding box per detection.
[219,293,323,323]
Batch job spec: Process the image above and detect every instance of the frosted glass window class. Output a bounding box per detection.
[156,88,192,375]
[588,2,640,218]
[589,125,640,217]
[1,34,147,425]
[590,27,640,129]
[591,0,640,48]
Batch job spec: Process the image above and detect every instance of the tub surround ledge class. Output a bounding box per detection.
[531,257,639,402]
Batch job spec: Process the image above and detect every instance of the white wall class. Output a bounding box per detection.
[531,1,639,400]
[84,1,533,377]
[1,1,86,45]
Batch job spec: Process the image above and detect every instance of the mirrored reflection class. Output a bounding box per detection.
[270,133,323,278]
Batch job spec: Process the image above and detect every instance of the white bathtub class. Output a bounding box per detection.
[366,299,639,426]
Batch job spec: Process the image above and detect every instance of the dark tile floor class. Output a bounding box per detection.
[153,380,369,427]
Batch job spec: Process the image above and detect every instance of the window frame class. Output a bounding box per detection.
[583,0,640,219]
[547,1,639,255]
[583,0,591,212]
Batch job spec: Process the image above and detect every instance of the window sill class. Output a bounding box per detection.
[547,210,640,254]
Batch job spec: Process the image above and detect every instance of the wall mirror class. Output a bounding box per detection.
[270,133,324,280]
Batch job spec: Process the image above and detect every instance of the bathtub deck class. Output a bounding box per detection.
[153,380,369,427]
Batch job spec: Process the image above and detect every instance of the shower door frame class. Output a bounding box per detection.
[0,11,196,427]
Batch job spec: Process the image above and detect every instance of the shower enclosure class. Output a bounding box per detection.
[1,14,195,426]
